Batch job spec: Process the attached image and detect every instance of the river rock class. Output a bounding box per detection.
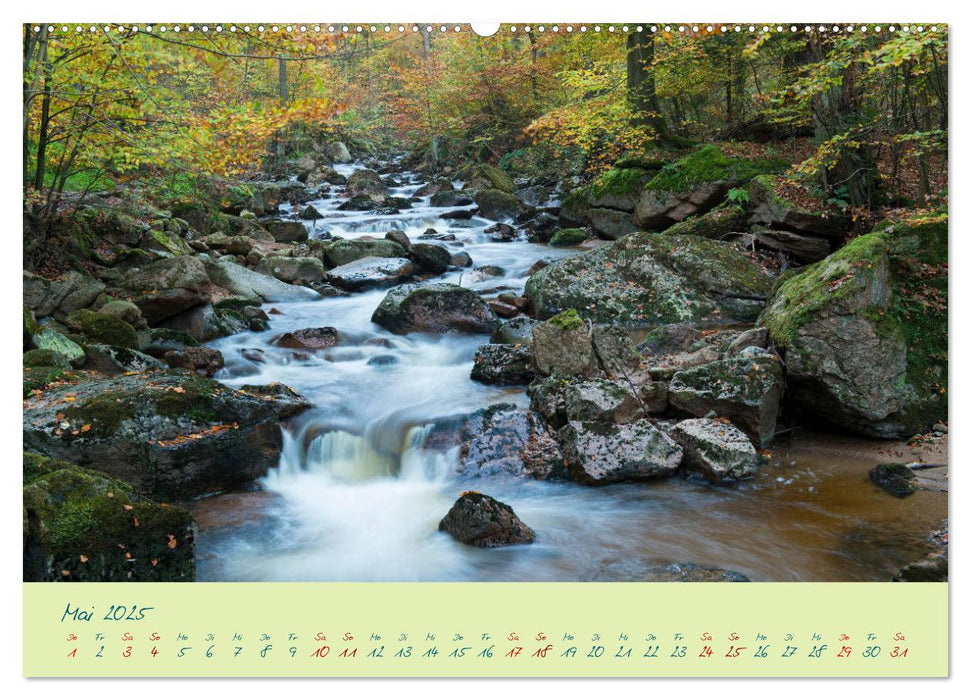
[163,347,225,376]
[346,169,387,197]
[274,327,339,350]
[83,345,164,375]
[668,353,783,448]
[474,189,522,220]
[23,463,194,581]
[385,229,412,250]
[548,228,590,247]
[670,418,761,483]
[471,344,535,386]
[662,205,747,239]
[323,141,352,163]
[325,256,416,292]
[563,379,644,424]
[65,309,139,349]
[431,191,474,207]
[263,219,309,243]
[760,215,947,438]
[205,258,319,303]
[558,419,682,484]
[29,328,86,368]
[97,299,143,326]
[459,163,516,193]
[869,463,918,498]
[409,243,451,274]
[438,492,536,547]
[589,560,750,582]
[256,256,326,285]
[139,328,200,358]
[371,283,499,335]
[531,309,597,378]
[725,327,769,356]
[237,383,312,419]
[121,256,212,324]
[415,177,454,197]
[321,238,407,267]
[23,372,286,499]
[490,317,538,346]
[158,303,247,342]
[524,232,773,325]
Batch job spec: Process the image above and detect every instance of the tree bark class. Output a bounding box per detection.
[626,30,689,148]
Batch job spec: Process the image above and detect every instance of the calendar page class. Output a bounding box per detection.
[20,14,949,679]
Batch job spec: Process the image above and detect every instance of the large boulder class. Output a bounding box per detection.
[346,169,387,197]
[273,326,339,350]
[23,462,194,581]
[749,175,850,240]
[262,219,309,243]
[759,215,947,438]
[325,256,416,292]
[668,352,784,447]
[256,256,326,285]
[558,419,682,484]
[438,492,535,547]
[23,271,105,320]
[409,243,452,274]
[29,328,86,368]
[470,344,535,386]
[459,163,516,193]
[531,309,598,378]
[121,256,212,324]
[562,378,644,425]
[22,372,287,500]
[321,238,407,268]
[158,303,248,342]
[474,189,522,220]
[634,146,780,230]
[670,418,761,483]
[662,205,747,240]
[525,233,773,325]
[205,258,319,303]
[371,283,499,335]
[83,345,164,375]
[65,309,139,349]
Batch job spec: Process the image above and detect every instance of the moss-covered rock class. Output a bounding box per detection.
[524,232,773,326]
[23,465,194,581]
[531,310,598,378]
[759,213,947,437]
[371,283,499,335]
[23,371,286,500]
[23,304,38,350]
[548,228,590,247]
[458,163,516,193]
[662,205,747,239]
[321,238,407,268]
[65,309,139,349]
[30,328,86,368]
[558,419,683,485]
[23,348,71,369]
[634,146,782,230]
[474,189,523,220]
[121,255,212,324]
[749,175,850,240]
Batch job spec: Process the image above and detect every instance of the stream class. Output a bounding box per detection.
[192,160,946,583]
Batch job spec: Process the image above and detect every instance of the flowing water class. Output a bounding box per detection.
[193,160,947,583]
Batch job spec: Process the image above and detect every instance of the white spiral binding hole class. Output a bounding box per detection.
[32,24,940,37]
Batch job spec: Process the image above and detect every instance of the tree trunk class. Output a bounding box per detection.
[626,30,689,148]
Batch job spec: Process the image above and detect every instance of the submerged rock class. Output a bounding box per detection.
[371,283,499,335]
[558,419,682,485]
[438,492,536,547]
[23,462,195,581]
[23,372,285,499]
[670,418,761,483]
[869,463,918,498]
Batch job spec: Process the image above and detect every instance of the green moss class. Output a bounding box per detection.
[23,304,37,347]
[645,145,784,193]
[24,451,78,484]
[549,228,590,247]
[23,349,70,368]
[23,366,78,399]
[548,308,585,331]
[662,205,747,239]
[589,167,652,199]
[65,309,139,349]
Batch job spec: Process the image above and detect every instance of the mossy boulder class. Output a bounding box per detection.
[668,351,784,448]
[346,168,388,197]
[759,214,947,437]
[121,256,212,324]
[256,256,326,285]
[140,328,200,358]
[23,304,38,349]
[23,464,194,581]
[749,175,850,240]
[371,283,499,335]
[634,146,781,230]
[262,219,308,243]
[409,242,452,274]
[145,227,193,256]
[97,299,143,326]
[549,228,590,247]
[662,205,747,239]
[23,348,71,369]
[29,328,86,368]
[321,238,407,268]
[459,163,516,193]
[83,344,164,375]
[65,309,139,349]
[524,232,773,325]
[561,167,654,229]
[474,189,523,220]
[22,372,287,500]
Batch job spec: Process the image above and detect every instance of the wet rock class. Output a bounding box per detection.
[491,317,539,346]
[205,258,320,303]
[563,379,644,424]
[298,204,323,220]
[869,463,918,498]
[22,372,286,499]
[139,328,200,358]
[589,560,750,582]
[531,309,598,378]
[163,347,225,376]
[23,464,194,581]
[450,251,473,267]
[385,229,412,250]
[760,215,947,438]
[346,168,387,197]
[487,299,519,319]
[256,256,326,285]
[419,228,456,241]
[442,209,474,220]
[409,243,451,274]
[474,189,522,220]
[668,353,784,448]
[471,344,535,386]
[438,492,535,547]
[237,383,311,419]
[415,177,454,197]
[371,283,499,335]
[263,219,309,243]
[84,345,164,375]
[366,354,398,367]
[430,191,473,208]
[121,256,212,324]
[158,303,247,342]
[484,222,517,242]
[549,228,590,247]
[670,418,761,483]
[558,419,682,484]
[274,326,339,350]
[321,238,407,267]
[325,256,416,292]
[524,232,773,325]
[241,348,266,363]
